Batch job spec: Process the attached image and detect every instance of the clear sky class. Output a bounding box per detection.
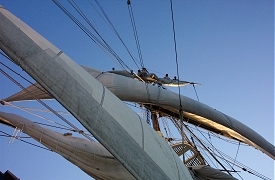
[0,0,274,180]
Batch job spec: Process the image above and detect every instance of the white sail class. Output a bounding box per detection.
[0,111,238,180]
[0,6,193,180]
[0,111,134,180]
[4,67,275,161]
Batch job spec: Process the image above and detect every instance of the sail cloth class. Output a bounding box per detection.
[4,67,275,160]
[189,166,238,180]
[0,111,238,180]
[0,111,135,180]
[0,6,193,180]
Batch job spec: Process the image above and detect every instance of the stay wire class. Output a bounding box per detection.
[3,101,72,130]
[179,118,234,176]
[5,105,71,115]
[169,1,185,172]
[127,0,144,68]
[195,142,270,180]
[0,65,94,142]
[192,124,243,179]
[169,0,182,109]
[0,52,51,96]
[192,84,200,101]
[0,130,52,151]
[33,121,75,131]
[233,141,240,168]
[187,124,248,146]
[53,0,130,70]
[53,0,114,62]
[69,0,131,70]
[91,0,140,69]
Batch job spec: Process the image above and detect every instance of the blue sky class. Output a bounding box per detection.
[0,0,274,179]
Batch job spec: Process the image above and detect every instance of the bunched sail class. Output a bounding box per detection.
[0,111,134,180]
[0,111,238,180]
[0,5,193,179]
[0,3,273,180]
[4,67,275,160]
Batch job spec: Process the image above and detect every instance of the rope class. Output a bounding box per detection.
[0,130,52,151]
[3,101,72,130]
[169,2,184,176]
[127,0,144,68]
[0,53,51,96]
[192,124,237,177]
[189,124,270,180]
[90,0,140,69]
[0,66,94,141]
[192,84,200,101]
[70,0,125,68]
[169,0,182,108]
[194,143,271,180]
[53,0,131,70]
[232,142,240,168]
[186,125,249,146]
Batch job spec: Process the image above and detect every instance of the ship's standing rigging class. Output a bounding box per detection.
[0,1,274,180]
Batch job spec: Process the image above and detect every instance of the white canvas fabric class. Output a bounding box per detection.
[189,165,238,180]
[4,67,275,160]
[0,6,193,180]
[0,112,134,180]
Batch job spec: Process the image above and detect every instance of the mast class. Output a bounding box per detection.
[151,112,160,132]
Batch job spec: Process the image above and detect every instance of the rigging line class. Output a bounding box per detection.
[196,137,247,170]
[169,116,212,165]
[0,131,31,139]
[169,117,192,145]
[0,68,94,142]
[124,102,145,110]
[233,142,240,168]
[187,124,248,146]
[3,101,72,130]
[192,124,245,179]
[69,0,130,70]
[214,137,247,146]
[127,0,144,68]
[169,0,184,156]
[33,121,93,136]
[179,119,234,176]
[161,118,172,140]
[4,103,71,115]
[0,53,51,96]
[33,122,75,131]
[192,84,200,101]
[192,125,244,180]
[207,131,218,167]
[90,0,140,69]
[0,130,52,151]
[196,144,216,168]
[0,134,31,138]
[0,51,16,64]
[163,118,174,139]
[169,0,182,108]
[53,0,129,70]
[207,142,261,178]
[195,144,270,180]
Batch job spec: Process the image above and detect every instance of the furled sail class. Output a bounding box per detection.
[0,111,238,180]
[4,67,275,160]
[0,6,193,179]
[0,111,134,180]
